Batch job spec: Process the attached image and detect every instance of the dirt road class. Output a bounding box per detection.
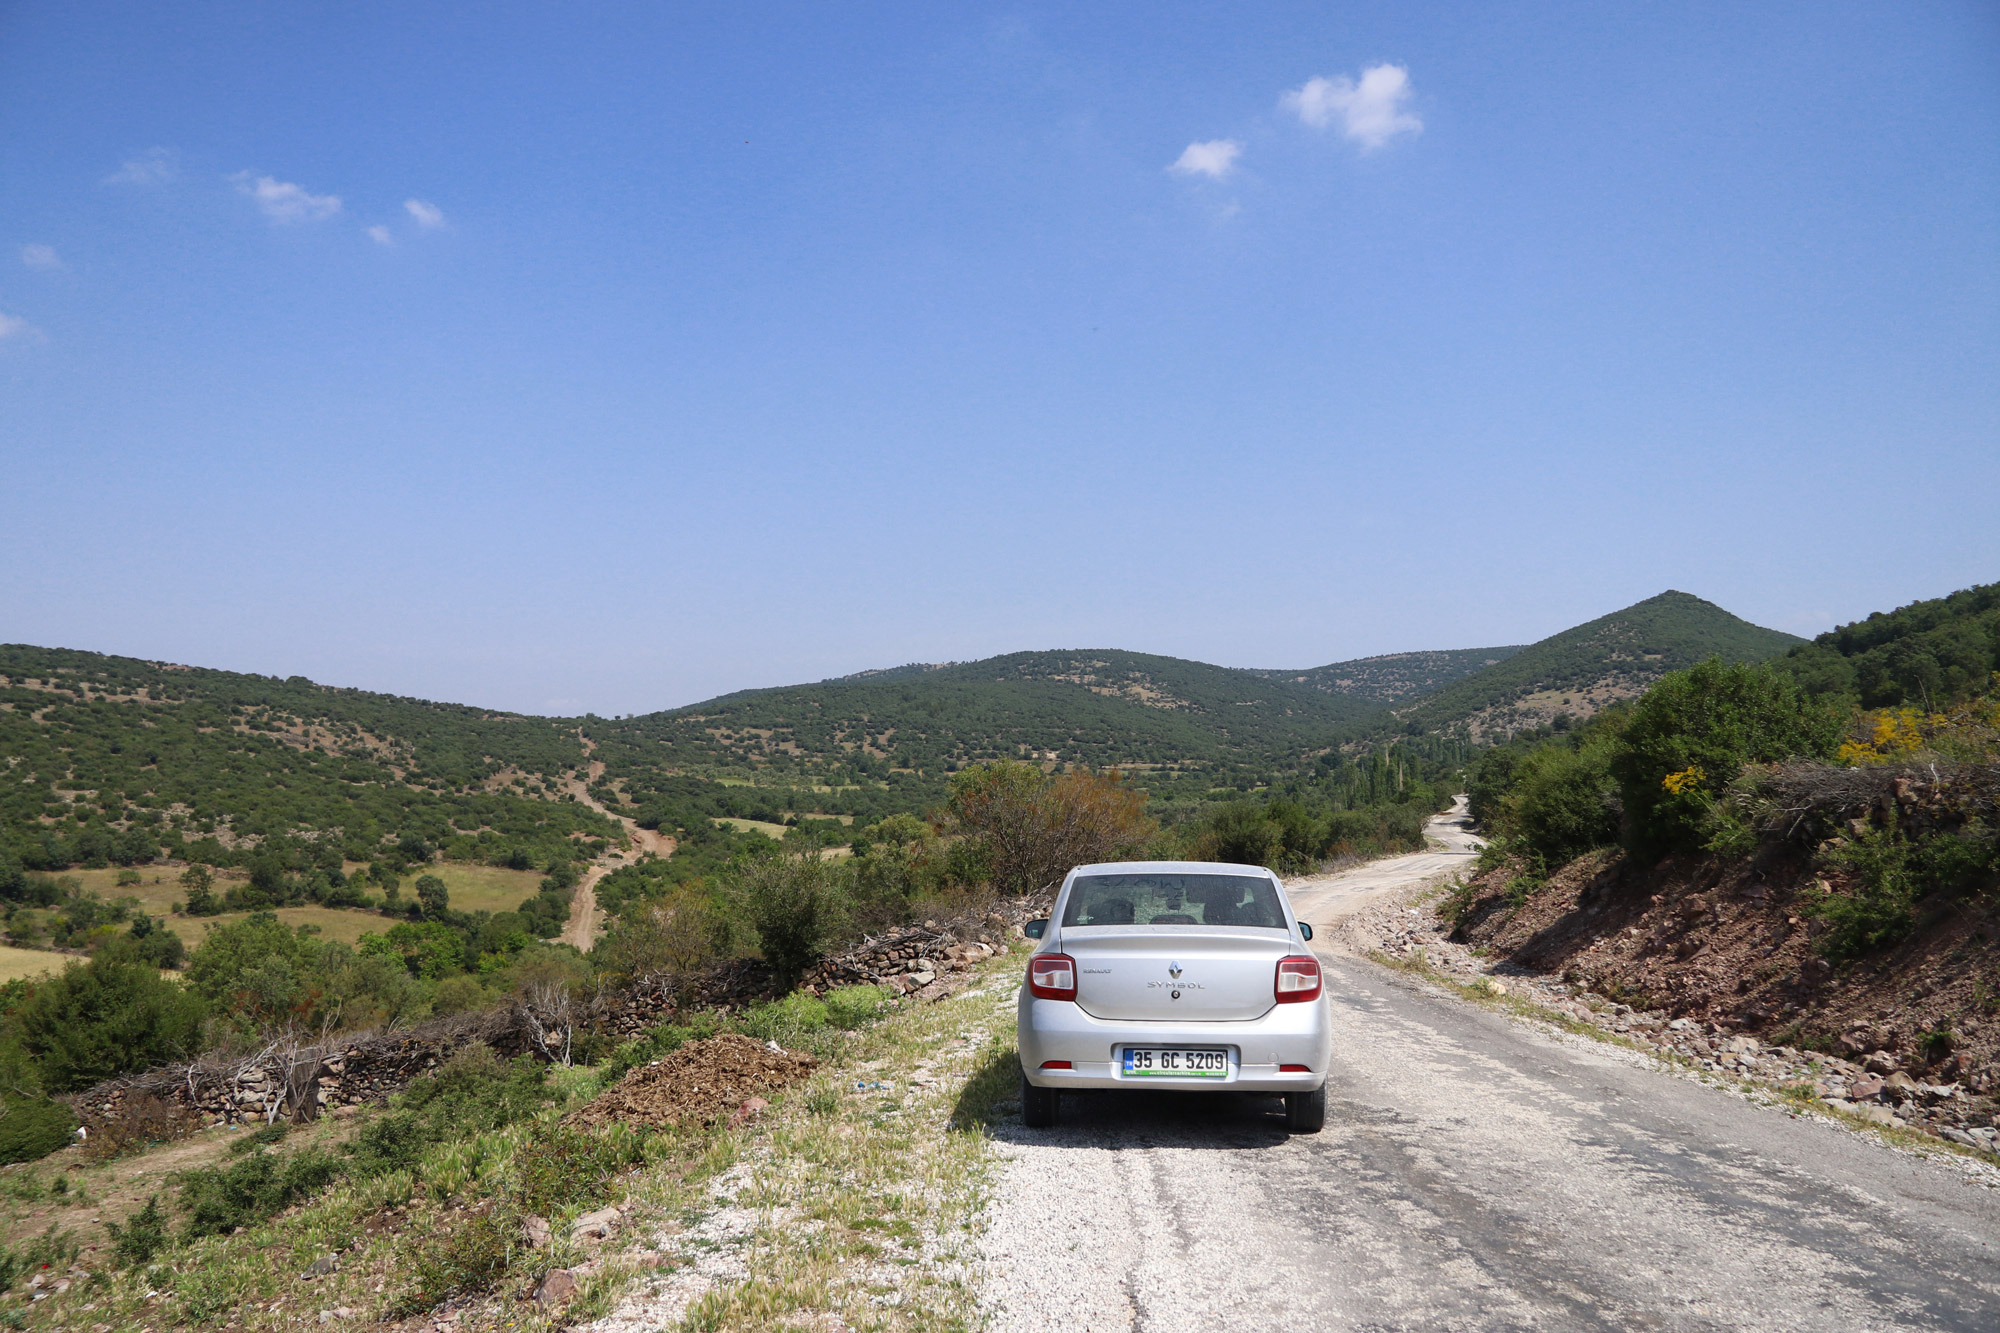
[561,754,674,952]
[978,806,2000,1331]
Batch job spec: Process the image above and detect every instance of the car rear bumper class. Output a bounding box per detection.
[1017,992,1331,1092]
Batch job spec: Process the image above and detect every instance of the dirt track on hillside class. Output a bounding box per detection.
[562,746,675,952]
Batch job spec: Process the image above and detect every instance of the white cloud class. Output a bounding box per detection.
[21,244,62,271]
[1169,139,1243,179]
[366,225,395,247]
[104,147,178,185]
[404,199,445,229]
[233,173,342,223]
[0,312,41,342]
[1282,64,1422,149]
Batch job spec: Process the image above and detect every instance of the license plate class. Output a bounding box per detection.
[1121,1047,1229,1078]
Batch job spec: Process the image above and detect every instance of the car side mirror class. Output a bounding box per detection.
[1299,922,1314,941]
[1023,918,1047,940]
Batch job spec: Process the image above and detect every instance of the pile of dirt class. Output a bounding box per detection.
[566,1034,817,1130]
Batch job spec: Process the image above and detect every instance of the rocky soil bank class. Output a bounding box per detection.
[1337,884,2000,1159]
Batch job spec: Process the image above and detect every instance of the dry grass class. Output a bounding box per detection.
[164,906,397,948]
[713,817,792,840]
[387,863,542,915]
[0,945,64,983]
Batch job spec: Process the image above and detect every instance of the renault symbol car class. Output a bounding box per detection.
[1017,860,1330,1132]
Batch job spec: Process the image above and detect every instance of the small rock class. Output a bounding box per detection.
[569,1206,621,1243]
[1882,1072,1919,1102]
[521,1214,552,1248]
[1940,1127,1979,1148]
[907,970,937,988]
[536,1269,581,1307]
[1847,1077,1885,1102]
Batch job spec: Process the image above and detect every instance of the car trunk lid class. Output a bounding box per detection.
[1063,927,1292,1022]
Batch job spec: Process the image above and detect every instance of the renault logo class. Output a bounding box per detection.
[1168,961,1183,979]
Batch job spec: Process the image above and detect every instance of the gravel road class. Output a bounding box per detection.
[978,808,2000,1331]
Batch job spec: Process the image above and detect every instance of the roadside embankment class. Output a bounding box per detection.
[1348,871,2000,1159]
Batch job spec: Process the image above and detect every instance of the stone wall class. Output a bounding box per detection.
[71,895,1044,1132]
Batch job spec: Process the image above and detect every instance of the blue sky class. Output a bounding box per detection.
[3,3,1996,715]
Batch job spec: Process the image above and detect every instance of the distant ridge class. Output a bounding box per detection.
[1379,591,1804,742]
[601,647,1387,781]
[1253,646,1526,706]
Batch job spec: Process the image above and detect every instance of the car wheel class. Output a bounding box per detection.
[1284,1085,1326,1133]
[1020,1069,1059,1128]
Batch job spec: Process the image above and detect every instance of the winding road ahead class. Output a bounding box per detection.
[978,806,2000,1331]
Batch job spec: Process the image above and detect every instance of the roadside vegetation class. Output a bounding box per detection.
[1464,580,2000,972]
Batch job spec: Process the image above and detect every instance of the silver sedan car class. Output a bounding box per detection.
[1016,860,1331,1132]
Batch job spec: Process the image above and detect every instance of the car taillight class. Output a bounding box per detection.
[1027,953,1077,1001]
[1275,955,1321,1003]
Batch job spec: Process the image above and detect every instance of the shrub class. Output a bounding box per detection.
[508,1123,642,1217]
[597,1012,723,1083]
[414,874,450,919]
[592,890,721,989]
[1502,735,1622,874]
[430,974,491,1018]
[735,854,848,990]
[397,1209,517,1313]
[178,1146,342,1237]
[737,991,831,1048]
[1811,823,2000,964]
[0,1094,78,1166]
[349,1046,551,1177]
[945,762,1153,895]
[105,1195,171,1268]
[822,983,890,1029]
[1612,659,1844,862]
[14,956,208,1092]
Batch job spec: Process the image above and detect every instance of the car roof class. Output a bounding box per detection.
[1066,861,1280,878]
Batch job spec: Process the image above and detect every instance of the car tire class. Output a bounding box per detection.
[1020,1069,1059,1128]
[1284,1084,1326,1134]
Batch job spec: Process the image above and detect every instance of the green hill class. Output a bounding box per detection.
[1777,580,2000,707]
[1252,646,1526,706]
[0,590,1820,874]
[591,649,1387,799]
[1375,591,1804,742]
[0,644,612,873]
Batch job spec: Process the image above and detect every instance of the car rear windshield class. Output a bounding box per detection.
[1060,873,1287,929]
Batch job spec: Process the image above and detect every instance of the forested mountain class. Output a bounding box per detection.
[1252,646,1525,705]
[590,649,1385,795]
[1,589,1812,873]
[1777,580,2000,707]
[0,645,613,872]
[1372,591,1803,742]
